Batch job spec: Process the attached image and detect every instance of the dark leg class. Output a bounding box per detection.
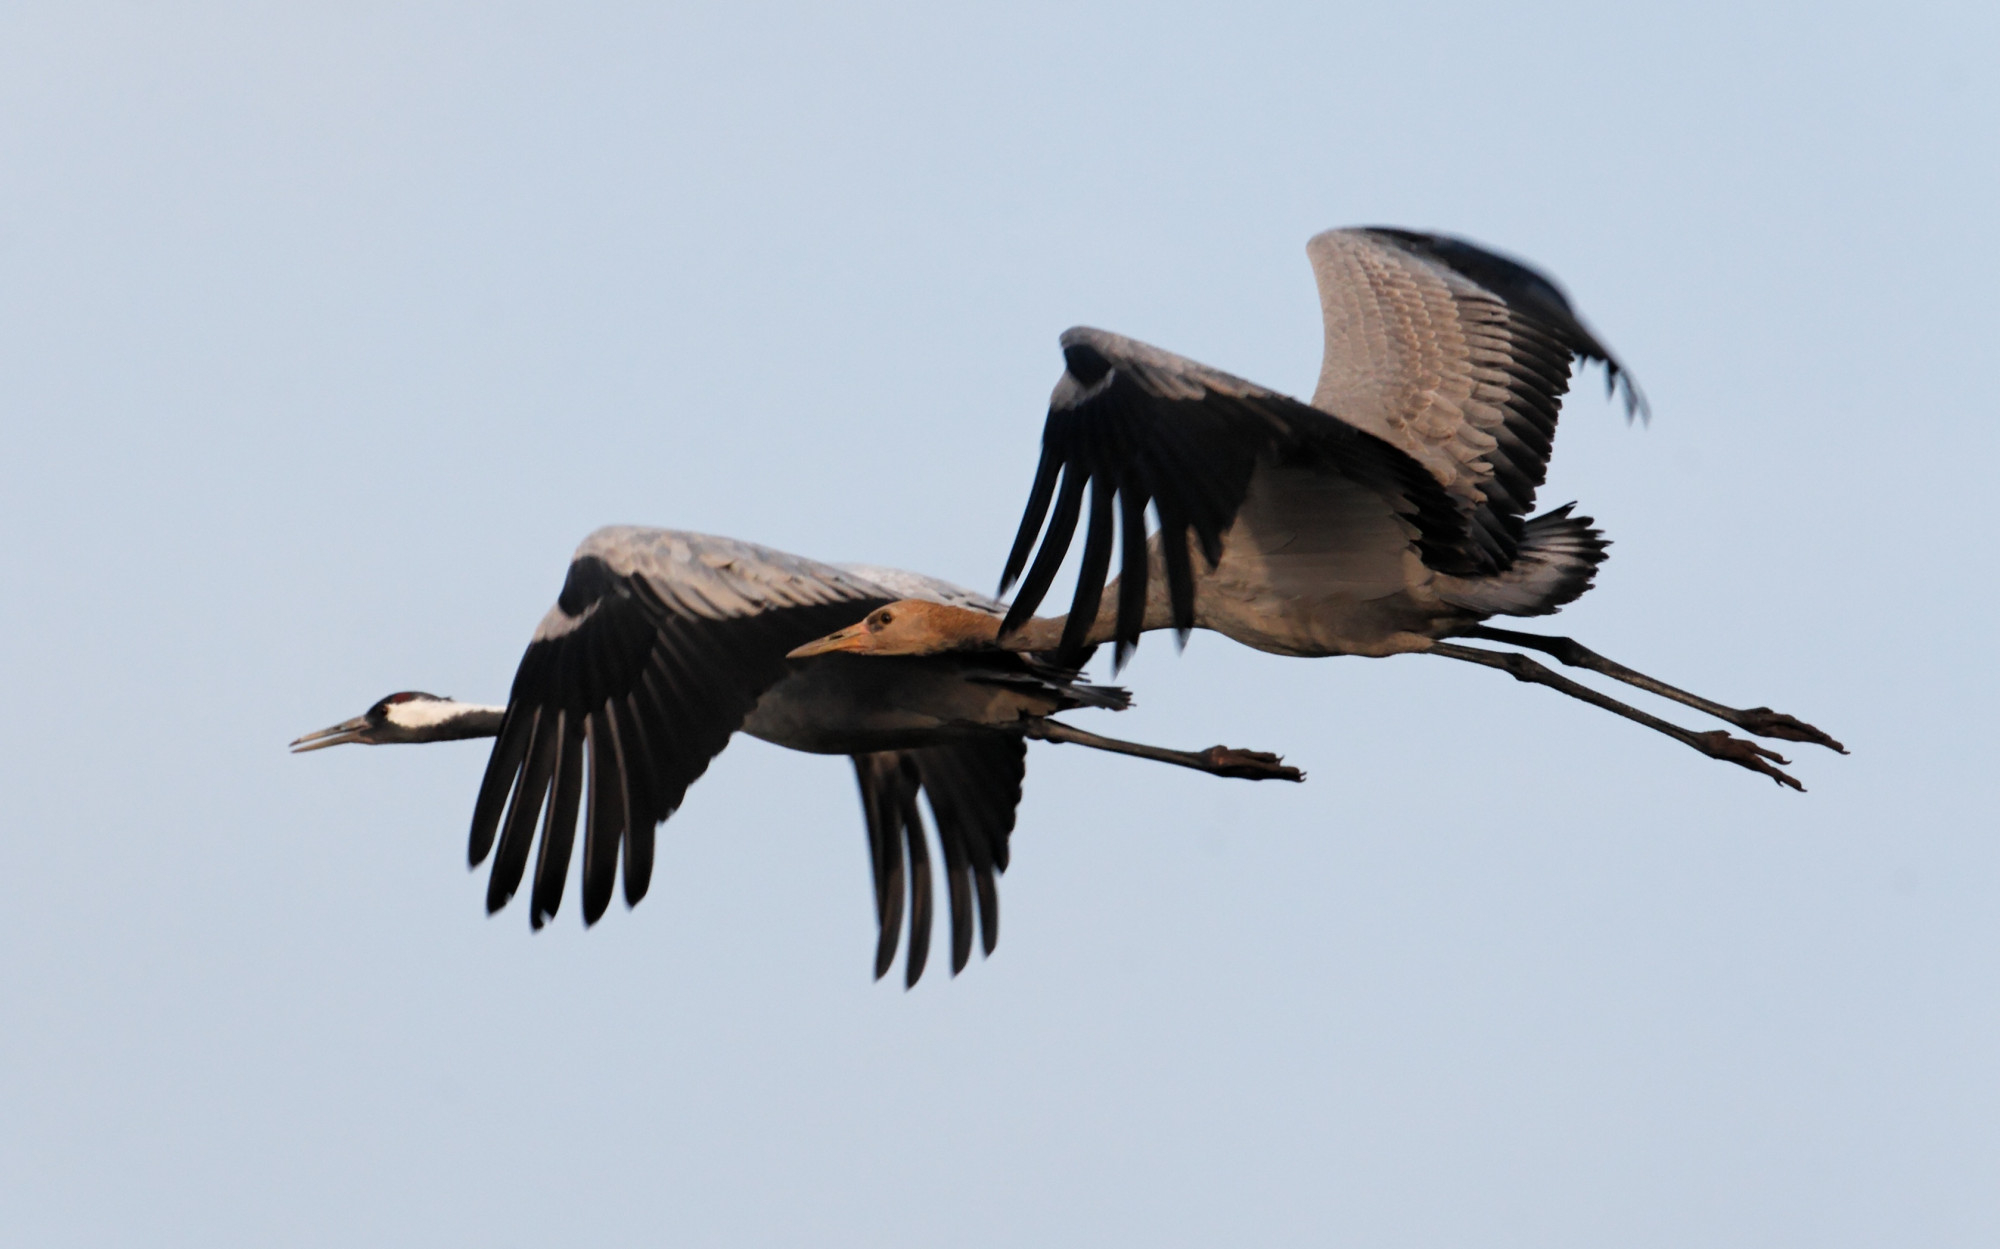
[1467,626,1845,753]
[1430,643,1805,791]
[1022,719,1305,782]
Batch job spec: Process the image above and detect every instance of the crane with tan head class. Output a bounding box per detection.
[789,227,1844,788]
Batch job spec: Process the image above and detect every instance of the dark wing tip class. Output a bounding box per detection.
[1003,461,1087,635]
[1612,364,1651,424]
[1360,226,1579,317]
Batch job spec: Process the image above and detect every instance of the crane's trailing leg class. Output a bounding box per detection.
[1022,719,1305,782]
[1428,643,1804,791]
[1466,627,1845,753]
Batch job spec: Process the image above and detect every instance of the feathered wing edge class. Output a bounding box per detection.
[851,735,1028,987]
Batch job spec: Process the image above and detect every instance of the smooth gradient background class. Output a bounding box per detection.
[3,3,1994,1245]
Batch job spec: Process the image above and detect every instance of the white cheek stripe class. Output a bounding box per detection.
[386,700,504,730]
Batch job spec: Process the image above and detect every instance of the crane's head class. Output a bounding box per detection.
[787,600,1006,659]
[289,691,504,751]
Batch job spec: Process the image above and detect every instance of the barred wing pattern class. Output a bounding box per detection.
[997,327,1468,664]
[1308,227,1646,569]
[467,528,894,929]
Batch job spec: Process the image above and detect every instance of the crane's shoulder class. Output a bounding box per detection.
[1055,325,1278,406]
[524,527,889,642]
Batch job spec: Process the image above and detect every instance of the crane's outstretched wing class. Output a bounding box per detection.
[853,753,931,983]
[1307,227,1646,567]
[997,326,1469,664]
[852,736,1026,987]
[911,737,1022,977]
[469,528,894,928]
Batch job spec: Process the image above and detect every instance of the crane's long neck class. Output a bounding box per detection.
[1001,570,1183,653]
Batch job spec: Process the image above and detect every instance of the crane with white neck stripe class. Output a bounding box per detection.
[292,533,1298,987]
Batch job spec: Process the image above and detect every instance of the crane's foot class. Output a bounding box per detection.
[1462,627,1847,760]
[1693,731,1804,791]
[1735,707,1847,754]
[1199,746,1305,782]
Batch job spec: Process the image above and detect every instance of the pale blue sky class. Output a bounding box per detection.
[2,3,1995,1245]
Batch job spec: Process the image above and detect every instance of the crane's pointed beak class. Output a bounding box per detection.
[289,714,373,753]
[787,627,870,660]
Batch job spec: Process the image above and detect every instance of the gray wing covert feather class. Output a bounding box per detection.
[1307,227,1645,566]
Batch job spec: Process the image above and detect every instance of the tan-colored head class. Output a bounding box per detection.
[787,600,1006,659]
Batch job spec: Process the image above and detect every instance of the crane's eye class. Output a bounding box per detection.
[870,610,893,630]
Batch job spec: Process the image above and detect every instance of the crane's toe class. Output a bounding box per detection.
[1692,730,1805,792]
[1198,746,1305,782]
[1735,707,1847,754]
